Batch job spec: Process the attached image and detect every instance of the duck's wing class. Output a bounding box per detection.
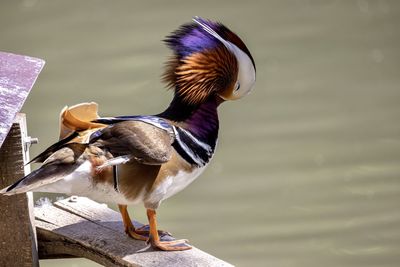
[28,102,107,164]
[90,118,175,166]
[1,118,174,195]
[93,115,172,132]
[0,113,175,195]
[27,131,79,164]
[27,127,103,164]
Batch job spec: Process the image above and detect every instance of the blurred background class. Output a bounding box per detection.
[1,0,400,266]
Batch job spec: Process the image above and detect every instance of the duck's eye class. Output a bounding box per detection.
[234,82,241,92]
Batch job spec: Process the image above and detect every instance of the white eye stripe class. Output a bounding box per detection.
[193,17,256,99]
[192,17,236,53]
[227,41,256,99]
[192,17,225,43]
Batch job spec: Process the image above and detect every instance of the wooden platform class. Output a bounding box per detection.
[35,196,233,267]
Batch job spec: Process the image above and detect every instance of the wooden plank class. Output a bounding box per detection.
[0,51,45,147]
[0,114,38,267]
[54,196,144,229]
[35,197,233,267]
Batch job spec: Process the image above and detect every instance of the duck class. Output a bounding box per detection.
[0,17,256,251]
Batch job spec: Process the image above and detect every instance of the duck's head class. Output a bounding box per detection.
[163,17,256,105]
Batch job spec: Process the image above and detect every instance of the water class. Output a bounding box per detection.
[1,1,400,266]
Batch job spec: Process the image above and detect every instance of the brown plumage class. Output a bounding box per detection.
[163,46,238,105]
[93,121,174,165]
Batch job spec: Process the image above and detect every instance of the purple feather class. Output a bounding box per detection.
[184,97,219,142]
[164,17,222,58]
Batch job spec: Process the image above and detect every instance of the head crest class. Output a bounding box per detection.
[164,17,221,58]
[163,17,255,105]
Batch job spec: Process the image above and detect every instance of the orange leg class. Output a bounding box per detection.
[118,204,147,241]
[147,209,192,251]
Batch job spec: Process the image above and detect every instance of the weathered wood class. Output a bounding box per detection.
[35,197,233,267]
[0,114,38,267]
[0,51,45,147]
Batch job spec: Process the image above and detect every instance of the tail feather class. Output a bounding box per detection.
[1,163,80,195]
[0,167,44,195]
[1,103,105,196]
[1,143,87,196]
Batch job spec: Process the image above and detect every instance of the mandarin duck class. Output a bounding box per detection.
[0,17,256,251]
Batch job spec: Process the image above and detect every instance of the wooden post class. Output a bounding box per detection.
[0,114,38,267]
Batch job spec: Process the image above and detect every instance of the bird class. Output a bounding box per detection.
[0,17,256,251]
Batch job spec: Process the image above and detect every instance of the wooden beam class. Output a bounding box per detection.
[0,51,45,148]
[0,114,38,267]
[35,197,233,267]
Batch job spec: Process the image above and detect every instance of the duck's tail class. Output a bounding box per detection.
[1,143,87,196]
[1,102,105,195]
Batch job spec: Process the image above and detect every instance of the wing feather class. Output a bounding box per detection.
[91,120,174,165]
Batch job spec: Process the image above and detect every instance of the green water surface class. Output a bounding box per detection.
[1,1,400,266]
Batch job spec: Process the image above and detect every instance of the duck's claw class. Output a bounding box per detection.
[125,225,148,241]
[148,236,192,251]
[146,208,192,251]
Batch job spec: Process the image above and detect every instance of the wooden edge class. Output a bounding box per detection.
[0,114,38,267]
[34,197,233,267]
[36,221,124,267]
[17,114,39,265]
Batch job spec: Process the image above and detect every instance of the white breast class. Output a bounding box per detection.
[146,165,208,206]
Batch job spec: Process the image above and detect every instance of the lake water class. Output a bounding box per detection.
[1,1,400,266]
